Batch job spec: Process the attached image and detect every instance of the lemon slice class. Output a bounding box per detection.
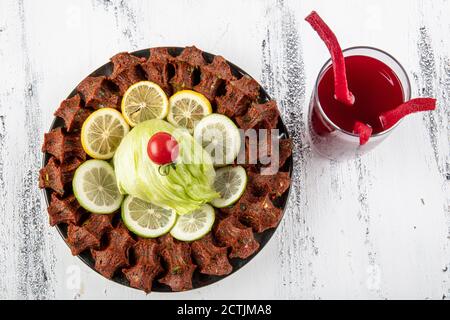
[167,90,212,132]
[170,204,215,241]
[121,195,177,238]
[193,114,241,166]
[72,160,123,214]
[81,108,130,160]
[121,81,169,126]
[210,166,247,208]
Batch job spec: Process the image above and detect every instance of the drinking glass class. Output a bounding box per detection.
[307,46,411,160]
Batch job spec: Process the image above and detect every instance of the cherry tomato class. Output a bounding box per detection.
[147,132,179,165]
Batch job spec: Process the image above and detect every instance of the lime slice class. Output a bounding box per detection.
[210,166,247,208]
[81,108,130,160]
[193,114,241,166]
[170,204,215,241]
[121,195,177,238]
[72,160,123,214]
[121,81,169,126]
[167,90,212,132]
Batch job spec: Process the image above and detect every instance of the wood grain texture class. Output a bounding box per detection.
[0,0,448,299]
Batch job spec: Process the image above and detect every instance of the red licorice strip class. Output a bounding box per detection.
[353,121,373,145]
[305,11,355,106]
[379,98,436,129]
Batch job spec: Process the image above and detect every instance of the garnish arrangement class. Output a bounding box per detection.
[39,46,293,293]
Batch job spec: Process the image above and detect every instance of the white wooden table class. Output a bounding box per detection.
[0,0,448,300]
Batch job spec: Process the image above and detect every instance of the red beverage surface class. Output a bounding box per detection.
[318,55,404,133]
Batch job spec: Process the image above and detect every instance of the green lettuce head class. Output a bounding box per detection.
[113,119,219,215]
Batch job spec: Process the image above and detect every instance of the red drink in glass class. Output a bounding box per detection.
[308,47,411,159]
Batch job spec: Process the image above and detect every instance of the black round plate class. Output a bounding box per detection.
[41,47,293,292]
